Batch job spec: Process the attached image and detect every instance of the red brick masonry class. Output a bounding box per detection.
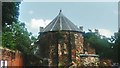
[0,47,23,68]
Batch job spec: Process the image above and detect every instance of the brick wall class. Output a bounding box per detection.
[0,47,23,68]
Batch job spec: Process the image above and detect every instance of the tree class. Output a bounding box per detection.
[2,2,20,26]
[113,30,120,63]
[84,29,114,59]
[2,2,21,49]
[2,2,42,66]
[2,22,40,65]
[2,22,35,53]
[117,31,120,64]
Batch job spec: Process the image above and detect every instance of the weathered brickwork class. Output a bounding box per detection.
[37,31,99,66]
[0,47,23,67]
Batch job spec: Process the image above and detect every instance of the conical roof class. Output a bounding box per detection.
[43,10,80,32]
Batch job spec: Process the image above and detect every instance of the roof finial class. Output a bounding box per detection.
[59,9,62,15]
[60,9,62,12]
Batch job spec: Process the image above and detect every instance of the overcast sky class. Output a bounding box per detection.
[19,2,118,37]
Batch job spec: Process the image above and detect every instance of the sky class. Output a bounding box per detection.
[22,0,119,2]
[19,2,118,38]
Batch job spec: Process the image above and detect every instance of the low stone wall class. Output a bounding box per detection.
[80,54,99,66]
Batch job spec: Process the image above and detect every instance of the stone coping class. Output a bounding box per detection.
[80,54,99,57]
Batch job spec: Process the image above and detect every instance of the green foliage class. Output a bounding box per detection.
[2,22,39,66]
[2,2,20,26]
[2,22,36,54]
[0,32,2,46]
[2,2,41,66]
[113,31,120,63]
[2,2,37,54]
[84,30,114,59]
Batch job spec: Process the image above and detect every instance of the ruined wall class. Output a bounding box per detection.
[71,32,84,66]
[38,31,84,66]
